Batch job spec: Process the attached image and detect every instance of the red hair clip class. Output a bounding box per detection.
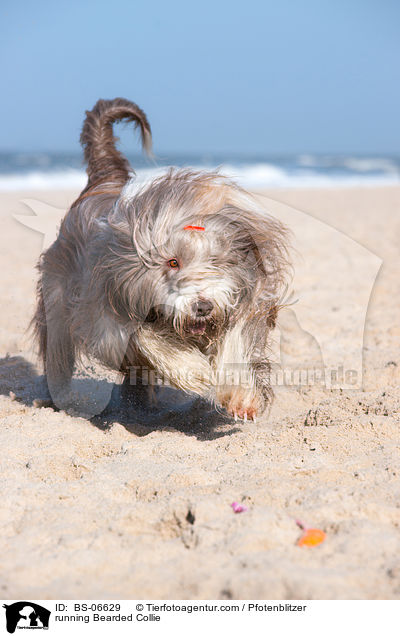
[183,225,205,231]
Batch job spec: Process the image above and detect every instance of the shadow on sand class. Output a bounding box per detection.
[0,355,239,441]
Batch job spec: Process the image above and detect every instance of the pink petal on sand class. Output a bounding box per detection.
[231,502,248,513]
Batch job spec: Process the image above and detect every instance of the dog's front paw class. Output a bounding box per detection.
[218,387,260,422]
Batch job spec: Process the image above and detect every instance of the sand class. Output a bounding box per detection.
[0,185,399,600]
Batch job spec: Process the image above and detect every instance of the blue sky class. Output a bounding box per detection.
[1,0,399,154]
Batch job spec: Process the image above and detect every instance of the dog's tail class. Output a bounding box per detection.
[80,97,152,188]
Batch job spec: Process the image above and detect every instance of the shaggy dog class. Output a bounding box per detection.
[33,98,289,421]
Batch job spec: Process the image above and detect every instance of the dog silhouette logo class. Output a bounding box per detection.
[3,602,50,633]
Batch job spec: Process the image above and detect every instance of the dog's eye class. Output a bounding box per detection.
[167,258,180,269]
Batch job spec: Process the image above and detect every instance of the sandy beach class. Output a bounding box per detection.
[0,185,399,600]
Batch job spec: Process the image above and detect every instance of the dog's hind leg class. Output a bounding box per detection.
[33,281,76,410]
[45,321,75,409]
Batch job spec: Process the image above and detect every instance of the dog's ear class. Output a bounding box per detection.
[80,98,152,190]
[222,205,289,283]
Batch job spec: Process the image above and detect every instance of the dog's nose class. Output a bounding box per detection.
[192,299,213,317]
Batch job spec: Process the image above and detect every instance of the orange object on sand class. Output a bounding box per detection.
[297,528,326,547]
[295,519,326,547]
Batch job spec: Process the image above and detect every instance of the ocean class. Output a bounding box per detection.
[0,152,399,191]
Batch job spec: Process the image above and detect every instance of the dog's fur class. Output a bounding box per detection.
[33,98,290,420]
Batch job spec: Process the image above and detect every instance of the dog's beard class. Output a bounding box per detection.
[145,304,227,339]
[142,277,238,339]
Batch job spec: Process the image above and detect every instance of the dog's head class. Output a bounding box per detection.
[93,169,289,339]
